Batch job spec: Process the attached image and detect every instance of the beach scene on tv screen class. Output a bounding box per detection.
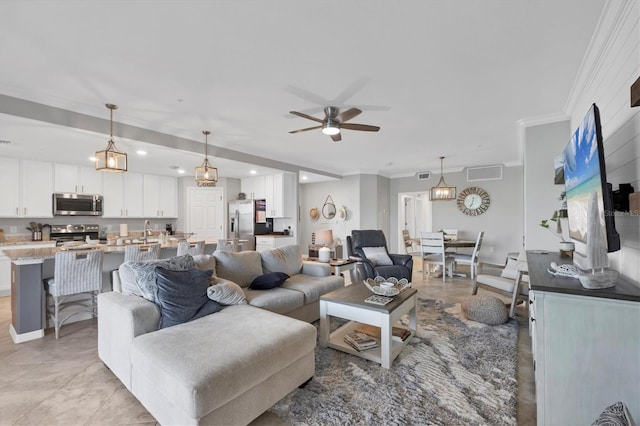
[563,107,606,246]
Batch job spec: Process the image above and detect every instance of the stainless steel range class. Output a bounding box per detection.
[50,224,99,246]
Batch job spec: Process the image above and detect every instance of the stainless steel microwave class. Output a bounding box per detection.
[52,193,103,216]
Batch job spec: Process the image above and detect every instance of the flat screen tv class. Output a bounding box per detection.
[563,103,620,253]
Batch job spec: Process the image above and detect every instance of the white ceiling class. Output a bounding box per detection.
[0,1,605,182]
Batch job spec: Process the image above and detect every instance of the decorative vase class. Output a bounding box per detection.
[318,246,331,263]
[558,241,574,258]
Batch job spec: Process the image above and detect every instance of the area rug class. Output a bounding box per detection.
[269,298,518,425]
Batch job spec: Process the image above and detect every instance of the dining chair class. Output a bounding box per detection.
[442,229,459,253]
[452,231,484,279]
[44,249,103,339]
[177,240,205,256]
[124,243,161,263]
[420,231,454,282]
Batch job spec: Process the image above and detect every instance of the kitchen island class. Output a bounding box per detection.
[3,240,217,343]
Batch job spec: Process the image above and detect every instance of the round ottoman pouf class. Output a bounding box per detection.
[461,295,509,325]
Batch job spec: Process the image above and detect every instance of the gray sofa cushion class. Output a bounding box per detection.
[261,245,303,276]
[214,250,263,288]
[121,255,197,302]
[244,287,305,315]
[281,273,344,304]
[130,304,316,419]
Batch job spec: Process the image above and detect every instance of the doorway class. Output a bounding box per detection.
[397,192,432,253]
[186,187,225,241]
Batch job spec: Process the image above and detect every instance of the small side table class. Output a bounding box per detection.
[304,258,356,284]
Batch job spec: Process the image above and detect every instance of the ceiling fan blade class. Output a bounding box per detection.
[337,108,362,123]
[289,111,324,123]
[289,125,323,134]
[340,123,380,132]
[330,133,342,142]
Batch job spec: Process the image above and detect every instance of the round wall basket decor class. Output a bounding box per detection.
[338,206,347,221]
[309,207,319,221]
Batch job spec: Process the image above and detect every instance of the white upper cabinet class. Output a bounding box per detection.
[0,158,53,218]
[143,175,177,218]
[265,173,295,218]
[54,164,103,194]
[102,172,144,218]
[241,176,266,200]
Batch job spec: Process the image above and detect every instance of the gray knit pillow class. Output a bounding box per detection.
[461,295,509,325]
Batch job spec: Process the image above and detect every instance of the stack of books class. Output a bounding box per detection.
[355,324,411,342]
[343,332,378,351]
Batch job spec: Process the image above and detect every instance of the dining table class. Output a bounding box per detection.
[410,238,477,278]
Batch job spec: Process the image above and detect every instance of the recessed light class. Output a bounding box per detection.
[136,150,147,155]
[302,175,308,180]
[250,170,257,175]
[177,169,185,174]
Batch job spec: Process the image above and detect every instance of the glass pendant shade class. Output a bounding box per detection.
[429,156,456,201]
[96,104,127,172]
[194,130,218,187]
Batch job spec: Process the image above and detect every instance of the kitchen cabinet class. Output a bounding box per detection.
[255,235,295,252]
[265,173,295,218]
[241,176,266,200]
[527,251,640,425]
[0,241,56,296]
[102,172,144,218]
[54,164,103,194]
[143,175,177,218]
[0,157,53,218]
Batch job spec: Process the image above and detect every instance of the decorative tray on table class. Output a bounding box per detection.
[363,276,411,297]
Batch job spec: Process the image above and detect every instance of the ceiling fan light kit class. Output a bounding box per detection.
[429,156,456,201]
[95,103,128,172]
[289,106,380,141]
[194,130,218,187]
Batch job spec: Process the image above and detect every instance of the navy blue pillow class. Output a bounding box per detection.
[154,266,223,329]
[250,272,290,290]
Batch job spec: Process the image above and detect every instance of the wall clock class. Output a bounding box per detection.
[457,187,490,216]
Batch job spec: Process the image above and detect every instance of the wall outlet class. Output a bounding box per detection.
[489,247,495,253]
[9,226,17,234]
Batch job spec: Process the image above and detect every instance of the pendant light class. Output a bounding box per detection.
[429,156,456,201]
[95,104,127,172]
[194,130,218,187]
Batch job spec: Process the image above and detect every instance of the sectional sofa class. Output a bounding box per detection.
[98,244,344,425]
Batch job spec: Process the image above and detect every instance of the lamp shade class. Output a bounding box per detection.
[315,229,334,245]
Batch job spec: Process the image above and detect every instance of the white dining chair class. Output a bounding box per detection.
[442,229,459,253]
[44,250,103,339]
[124,243,161,263]
[452,231,484,279]
[420,232,454,282]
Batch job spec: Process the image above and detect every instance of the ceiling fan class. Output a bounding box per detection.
[288,106,380,142]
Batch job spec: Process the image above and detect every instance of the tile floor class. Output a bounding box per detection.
[0,263,535,425]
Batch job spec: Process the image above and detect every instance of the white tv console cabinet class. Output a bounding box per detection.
[527,251,640,425]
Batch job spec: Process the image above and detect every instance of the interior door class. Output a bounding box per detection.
[186,187,224,241]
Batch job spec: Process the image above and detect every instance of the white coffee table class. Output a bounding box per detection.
[319,283,417,368]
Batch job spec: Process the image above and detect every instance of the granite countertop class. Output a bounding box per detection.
[0,240,57,247]
[2,239,218,263]
[258,234,294,238]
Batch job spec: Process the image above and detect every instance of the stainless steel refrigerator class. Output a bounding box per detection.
[228,199,269,251]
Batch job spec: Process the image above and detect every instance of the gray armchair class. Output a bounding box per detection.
[346,230,413,281]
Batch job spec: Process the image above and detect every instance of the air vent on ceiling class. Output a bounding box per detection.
[416,171,431,180]
[466,165,503,182]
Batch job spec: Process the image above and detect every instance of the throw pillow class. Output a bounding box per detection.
[261,244,303,276]
[155,266,223,329]
[213,250,263,288]
[591,401,636,426]
[500,258,529,282]
[362,246,393,266]
[125,254,196,303]
[250,272,290,290]
[207,278,247,305]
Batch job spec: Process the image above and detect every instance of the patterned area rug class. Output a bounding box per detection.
[270,298,518,425]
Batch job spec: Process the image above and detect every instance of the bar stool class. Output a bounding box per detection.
[177,240,205,256]
[124,243,161,263]
[44,250,103,339]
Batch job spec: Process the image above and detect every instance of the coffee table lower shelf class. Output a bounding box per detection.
[326,321,414,366]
